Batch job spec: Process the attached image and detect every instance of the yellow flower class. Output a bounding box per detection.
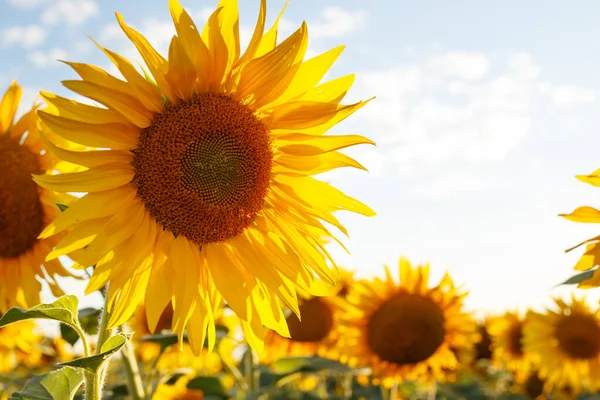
[0,81,73,311]
[523,296,600,394]
[262,294,344,364]
[559,167,600,287]
[153,375,203,400]
[130,301,238,376]
[488,311,536,382]
[339,257,478,387]
[34,0,374,355]
[0,319,43,373]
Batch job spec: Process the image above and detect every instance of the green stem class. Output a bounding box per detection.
[244,348,258,394]
[85,292,114,400]
[218,341,248,393]
[120,337,145,400]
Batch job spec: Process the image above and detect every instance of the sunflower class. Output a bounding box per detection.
[262,293,344,364]
[523,296,600,394]
[0,319,43,374]
[560,168,600,287]
[488,311,536,382]
[33,0,374,355]
[339,257,478,387]
[0,81,73,311]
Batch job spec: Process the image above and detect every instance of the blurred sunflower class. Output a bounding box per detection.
[34,0,374,355]
[560,168,600,287]
[523,296,600,394]
[0,319,43,373]
[0,81,73,311]
[340,257,478,387]
[488,311,536,382]
[262,294,343,364]
[130,302,238,376]
[152,375,203,400]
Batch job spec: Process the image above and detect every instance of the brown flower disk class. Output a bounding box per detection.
[132,93,272,244]
[0,135,44,258]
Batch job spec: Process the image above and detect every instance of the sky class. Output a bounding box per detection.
[2,0,600,317]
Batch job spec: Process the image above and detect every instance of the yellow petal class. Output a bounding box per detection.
[576,174,600,187]
[47,217,108,260]
[265,100,370,134]
[168,0,212,92]
[42,135,133,169]
[33,163,134,193]
[236,23,307,109]
[206,0,239,74]
[0,81,22,134]
[92,42,164,113]
[274,151,367,175]
[62,80,153,128]
[274,46,345,105]
[560,206,600,223]
[40,187,136,239]
[276,133,375,156]
[116,12,176,102]
[234,0,265,70]
[38,110,139,150]
[165,36,196,99]
[40,91,131,125]
[255,0,289,58]
[204,243,251,321]
[146,233,175,332]
[202,7,229,90]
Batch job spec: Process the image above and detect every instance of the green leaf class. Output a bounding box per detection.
[60,333,132,373]
[559,269,597,286]
[55,203,69,212]
[186,376,230,399]
[0,295,80,329]
[10,367,84,400]
[60,308,101,346]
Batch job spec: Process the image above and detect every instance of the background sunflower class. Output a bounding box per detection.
[339,257,478,388]
[0,81,74,311]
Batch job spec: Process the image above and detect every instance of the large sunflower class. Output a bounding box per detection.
[339,258,478,387]
[523,296,600,394]
[0,81,73,311]
[262,293,344,364]
[488,311,536,382]
[33,0,375,355]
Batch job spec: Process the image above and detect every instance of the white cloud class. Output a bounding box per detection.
[6,0,49,9]
[1,25,46,48]
[309,7,367,38]
[539,83,596,106]
[29,47,68,68]
[41,0,99,26]
[356,51,541,174]
[99,23,122,43]
[427,51,489,80]
[411,171,484,200]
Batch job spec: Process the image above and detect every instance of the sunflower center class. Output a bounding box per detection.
[366,293,445,365]
[132,93,272,244]
[0,135,44,258]
[475,326,492,360]
[508,322,524,356]
[524,372,544,399]
[555,313,600,359]
[286,298,334,343]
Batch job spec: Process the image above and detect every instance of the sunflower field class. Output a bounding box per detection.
[1,0,600,399]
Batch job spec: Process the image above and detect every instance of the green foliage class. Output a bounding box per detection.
[270,356,351,376]
[55,203,69,212]
[186,376,230,399]
[9,367,83,400]
[139,323,229,352]
[61,333,132,373]
[559,269,597,285]
[0,296,80,329]
[60,308,101,346]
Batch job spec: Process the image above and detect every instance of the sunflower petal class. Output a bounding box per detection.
[33,163,134,193]
[0,81,22,133]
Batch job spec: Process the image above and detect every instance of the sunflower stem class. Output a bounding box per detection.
[120,335,145,400]
[85,289,114,400]
[243,347,258,394]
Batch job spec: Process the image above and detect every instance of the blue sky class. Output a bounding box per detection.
[2,0,600,316]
